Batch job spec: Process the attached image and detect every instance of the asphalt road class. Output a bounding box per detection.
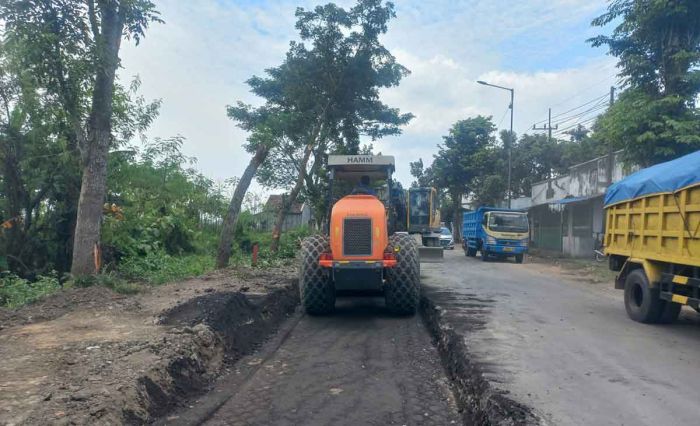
[422,250,700,425]
[195,298,460,426]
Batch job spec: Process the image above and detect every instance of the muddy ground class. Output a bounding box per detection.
[165,297,462,426]
[0,267,298,425]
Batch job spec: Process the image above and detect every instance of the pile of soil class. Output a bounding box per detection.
[0,266,298,425]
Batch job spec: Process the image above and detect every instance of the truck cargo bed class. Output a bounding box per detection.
[605,183,700,267]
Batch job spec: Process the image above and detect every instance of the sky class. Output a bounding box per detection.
[119,0,620,193]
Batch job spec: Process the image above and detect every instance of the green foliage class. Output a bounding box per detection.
[0,273,60,308]
[101,136,228,266]
[117,251,214,285]
[233,0,413,234]
[594,89,700,167]
[417,118,609,211]
[589,0,700,167]
[590,0,700,98]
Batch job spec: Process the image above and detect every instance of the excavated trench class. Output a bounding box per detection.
[147,285,536,426]
[127,284,300,424]
[421,296,540,425]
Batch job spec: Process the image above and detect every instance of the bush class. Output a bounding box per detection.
[117,250,214,285]
[0,273,61,308]
[233,225,311,268]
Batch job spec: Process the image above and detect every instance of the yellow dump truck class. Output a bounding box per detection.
[604,150,700,323]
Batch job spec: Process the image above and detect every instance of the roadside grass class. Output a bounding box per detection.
[0,273,61,308]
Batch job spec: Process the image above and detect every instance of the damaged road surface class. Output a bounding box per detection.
[422,250,700,425]
[170,297,460,426]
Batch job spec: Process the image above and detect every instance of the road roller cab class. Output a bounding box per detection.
[298,155,420,315]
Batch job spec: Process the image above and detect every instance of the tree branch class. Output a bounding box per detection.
[88,0,101,39]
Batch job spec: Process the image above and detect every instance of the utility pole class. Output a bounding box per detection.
[532,108,558,142]
[508,88,513,209]
[606,86,616,184]
[610,85,615,106]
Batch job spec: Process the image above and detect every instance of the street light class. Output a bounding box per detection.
[477,80,514,208]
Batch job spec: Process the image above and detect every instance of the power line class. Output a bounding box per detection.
[551,100,609,127]
[532,108,558,141]
[496,105,511,127]
[552,116,600,137]
[550,86,616,139]
[548,63,618,108]
[532,93,608,127]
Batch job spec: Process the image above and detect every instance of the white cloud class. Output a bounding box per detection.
[375,56,617,185]
[120,0,616,190]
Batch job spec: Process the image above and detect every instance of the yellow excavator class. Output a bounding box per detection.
[406,187,444,262]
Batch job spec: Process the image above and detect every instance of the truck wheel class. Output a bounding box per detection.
[624,269,663,323]
[385,233,420,315]
[481,250,489,261]
[658,301,682,324]
[467,247,477,257]
[299,235,335,315]
[515,254,524,264]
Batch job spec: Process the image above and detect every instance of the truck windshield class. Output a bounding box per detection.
[488,213,528,233]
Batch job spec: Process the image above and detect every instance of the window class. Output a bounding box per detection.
[488,213,529,233]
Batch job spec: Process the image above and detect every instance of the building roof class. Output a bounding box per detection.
[265,195,305,214]
[552,195,599,205]
[604,150,700,206]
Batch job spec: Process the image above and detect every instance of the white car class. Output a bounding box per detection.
[439,227,454,249]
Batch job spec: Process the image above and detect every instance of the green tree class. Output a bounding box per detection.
[409,158,434,188]
[431,116,496,241]
[216,105,283,268]
[217,0,412,265]
[1,0,162,276]
[266,0,412,252]
[589,0,700,166]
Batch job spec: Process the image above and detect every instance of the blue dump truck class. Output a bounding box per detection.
[462,207,529,263]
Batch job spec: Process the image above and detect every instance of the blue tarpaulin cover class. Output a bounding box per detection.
[604,150,700,206]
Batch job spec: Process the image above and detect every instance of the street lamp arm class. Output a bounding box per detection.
[476,80,513,92]
[476,79,514,208]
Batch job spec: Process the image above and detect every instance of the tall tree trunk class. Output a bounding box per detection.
[70,3,124,276]
[270,143,314,253]
[216,144,270,268]
[1,131,28,272]
[451,190,463,244]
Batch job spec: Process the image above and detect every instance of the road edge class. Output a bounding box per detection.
[420,295,541,425]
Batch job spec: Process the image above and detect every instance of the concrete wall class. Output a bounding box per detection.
[526,151,632,258]
[530,150,632,205]
[531,175,569,205]
[511,197,532,210]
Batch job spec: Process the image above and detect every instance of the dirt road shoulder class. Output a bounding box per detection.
[0,267,298,425]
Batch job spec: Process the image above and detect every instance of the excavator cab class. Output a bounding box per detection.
[297,155,420,316]
[407,187,444,262]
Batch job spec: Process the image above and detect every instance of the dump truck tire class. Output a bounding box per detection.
[481,250,489,261]
[385,233,420,315]
[515,254,524,264]
[658,301,682,324]
[299,235,335,315]
[624,269,663,323]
